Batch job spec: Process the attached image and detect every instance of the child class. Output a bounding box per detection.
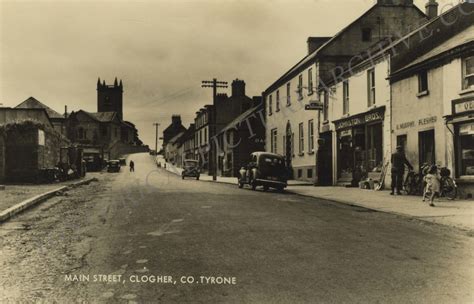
[422,165,440,207]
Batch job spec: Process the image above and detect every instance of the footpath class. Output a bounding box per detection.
[0,175,98,223]
[162,160,474,233]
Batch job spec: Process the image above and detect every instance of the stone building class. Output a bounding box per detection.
[15,97,67,136]
[0,108,69,183]
[263,0,428,183]
[97,77,123,120]
[162,115,186,151]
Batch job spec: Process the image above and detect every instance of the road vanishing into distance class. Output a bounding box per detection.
[1,153,473,303]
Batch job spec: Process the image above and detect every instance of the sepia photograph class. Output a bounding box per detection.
[0,0,473,302]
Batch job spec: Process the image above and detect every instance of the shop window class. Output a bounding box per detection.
[396,134,407,151]
[298,169,303,178]
[276,90,280,112]
[418,70,429,93]
[298,123,304,155]
[463,56,474,90]
[307,169,313,179]
[343,80,350,115]
[419,129,435,168]
[457,122,474,176]
[367,123,383,172]
[338,130,353,179]
[367,68,376,106]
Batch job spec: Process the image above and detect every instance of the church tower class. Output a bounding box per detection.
[97,77,123,120]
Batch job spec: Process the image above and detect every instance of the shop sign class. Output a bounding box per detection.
[334,108,384,130]
[453,100,474,115]
[396,116,437,130]
[339,129,352,138]
[38,129,45,146]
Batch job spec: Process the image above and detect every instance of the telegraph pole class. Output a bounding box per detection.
[201,78,228,181]
[153,122,160,155]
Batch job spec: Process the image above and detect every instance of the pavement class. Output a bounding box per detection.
[0,175,98,223]
[161,159,474,232]
[1,152,472,303]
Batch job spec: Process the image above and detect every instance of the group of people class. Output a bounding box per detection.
[390,146,439,207]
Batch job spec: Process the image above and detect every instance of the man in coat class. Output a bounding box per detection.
[391,145,413,195]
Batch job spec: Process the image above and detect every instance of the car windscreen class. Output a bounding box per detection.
[261,156,285,168]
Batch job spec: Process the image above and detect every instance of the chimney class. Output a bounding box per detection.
[172,115,181,125]
[216,93,228,104]
[64,105,68,118]
[231,79,246,97]
[425,0,438,19]
[307,37,331,54]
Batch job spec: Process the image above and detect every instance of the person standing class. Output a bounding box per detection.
[129,160,135,172]
[390,145,413,195]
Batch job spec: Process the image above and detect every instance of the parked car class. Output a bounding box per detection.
[107,160,121,173]
[119,158,126,166]
[238,152,288,192]
[182,159,200,180]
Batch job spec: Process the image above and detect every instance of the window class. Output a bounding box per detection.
[308,119,314,153]
[367,68,376,106]
[308,68,313,95]
[396,134,407,151]
[286,83,291,105]
[291,132,295,158]
[271,128,278,154]
[307,169,313,179]
[298,122,304,155]
[298,169,303,178]
[418,70,429,93]
[343,80,350,115]
[463,56,474,90]
[457,122,474,176]
[323,90,329,121]
[276,90,280,112]
[268,95,273,115]
[298,74,303,100]
[362,28,372,42]
[419,129,435,168]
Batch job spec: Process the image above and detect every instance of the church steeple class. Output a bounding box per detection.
[114,77,118,86]
[97,77,101,88]
[97,77,124,120]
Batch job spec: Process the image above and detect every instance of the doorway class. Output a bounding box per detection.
[318,132,333,185]
[419,129,435,168]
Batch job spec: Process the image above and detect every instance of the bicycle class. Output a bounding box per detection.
[438,167,457,200]
[403,168,424,196]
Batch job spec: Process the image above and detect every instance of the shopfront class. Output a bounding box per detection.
[333,107,385,185]
[449,97,474,179]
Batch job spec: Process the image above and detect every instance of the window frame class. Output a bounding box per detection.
[286,82,291,106]
[268,94,273,115]
[367,68,376,106]
[298,74,303,100]
[343,80,350,115]
[276,90,280,112]
[418,70,429,94]
[463,56,474,90]
[323,90,329,121]
[308,119,314,153]
[271,128,278,154]
[298,122,304,155]
[308,68,313,95]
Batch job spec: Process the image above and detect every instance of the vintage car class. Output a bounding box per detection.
[182,159,200,180]
[238,152,288,191]
[107,160,121,173]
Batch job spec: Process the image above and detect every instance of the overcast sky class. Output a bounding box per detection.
[0,0,458,147]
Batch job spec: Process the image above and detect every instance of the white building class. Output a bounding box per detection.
[263,0,427,183]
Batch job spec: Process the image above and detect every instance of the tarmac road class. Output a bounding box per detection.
[0,153,473,303]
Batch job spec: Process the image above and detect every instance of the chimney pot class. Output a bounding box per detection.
[425,0,439,19]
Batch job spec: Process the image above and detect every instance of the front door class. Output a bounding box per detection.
[318,132,333,185]
[286,121,294,179]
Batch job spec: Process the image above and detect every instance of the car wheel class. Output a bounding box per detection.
[182,175,185,180]
[277,186,285,193]
[238,180,244,188]
[196,175,200,180]
[263,185,269,192]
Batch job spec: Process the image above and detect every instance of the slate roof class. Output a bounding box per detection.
[15,96,64,119]
[219,104,263,134]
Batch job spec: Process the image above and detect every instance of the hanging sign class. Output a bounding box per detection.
[305,101,323,111]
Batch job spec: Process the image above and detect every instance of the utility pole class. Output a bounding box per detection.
[201,78,228,181]
[153,123,160,155]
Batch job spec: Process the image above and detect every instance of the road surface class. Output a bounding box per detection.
[0,153,473,303]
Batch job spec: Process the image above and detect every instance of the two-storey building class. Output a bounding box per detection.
[263,0,427,183]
